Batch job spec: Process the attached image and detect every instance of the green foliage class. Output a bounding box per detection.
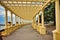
[44,2,55,23]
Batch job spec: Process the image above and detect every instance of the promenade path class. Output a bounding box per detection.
[3,24,53,40]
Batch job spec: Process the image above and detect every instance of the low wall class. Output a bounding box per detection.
[1,23,31,37]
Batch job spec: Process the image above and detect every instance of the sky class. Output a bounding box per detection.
[0,5,15,24]
[0,5,5,24]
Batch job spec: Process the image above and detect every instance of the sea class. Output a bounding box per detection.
[0,24,5,30]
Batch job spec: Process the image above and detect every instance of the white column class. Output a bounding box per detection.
[5,9,8,28]
[10,12,12,26]
[55,0,60,31]
[42,10,44,27]
[20,17,21,24]
[39,9,46,34]
[20,18,21,24]
[15,15,16,24]
[53,0,60,40]
[38,14,40,24]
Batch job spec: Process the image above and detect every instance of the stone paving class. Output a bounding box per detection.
[3,24,53,40]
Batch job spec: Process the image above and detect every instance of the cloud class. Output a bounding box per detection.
[7,10,11,17]
[0,5,4,10]
[13,14,15,17]
[0,5,5,17]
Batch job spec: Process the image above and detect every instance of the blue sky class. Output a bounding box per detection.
[0,5,15,24]
[0,6,5,24]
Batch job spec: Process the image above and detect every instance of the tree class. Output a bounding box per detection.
[44,2,55,25]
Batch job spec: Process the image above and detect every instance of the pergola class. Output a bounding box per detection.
[0,0,60,40]
[0,0,52,20]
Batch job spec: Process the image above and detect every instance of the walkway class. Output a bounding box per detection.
[3,24,53,40]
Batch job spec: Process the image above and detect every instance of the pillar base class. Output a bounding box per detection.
[33,23,36,29]
[37,23,42,32]
[53,30,60,40]
[32,23,34,28]
[37,25,40,32]
[40,27,46,34]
